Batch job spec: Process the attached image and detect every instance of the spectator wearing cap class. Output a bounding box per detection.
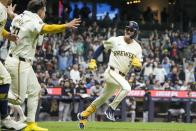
[143,89,151,122]
[58,80,73,121]
[74,81,88,115]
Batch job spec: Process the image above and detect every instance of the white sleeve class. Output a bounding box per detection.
[103,37,116,50]
[33,20,45,34]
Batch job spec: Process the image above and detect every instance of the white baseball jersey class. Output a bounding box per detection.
[9,10,44,61]
[0,2,7,40]
[5,11,44,122]
[104,36,143,74]
[0,2,11,85]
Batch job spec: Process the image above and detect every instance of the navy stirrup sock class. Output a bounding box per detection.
[0,84,10,119]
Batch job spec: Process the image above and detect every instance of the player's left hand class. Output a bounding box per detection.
[65,18,81,29]
[7,33,19,43]
[7,4,17,19]
[131,57,142,69]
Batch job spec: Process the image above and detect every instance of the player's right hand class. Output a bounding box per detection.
[7,33,19,43]
[88,59,97,71]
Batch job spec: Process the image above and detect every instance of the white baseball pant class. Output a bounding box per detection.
[5,56,41,122]
[92,67,131,110]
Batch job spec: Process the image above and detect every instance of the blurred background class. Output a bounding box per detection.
[1,0,196,123]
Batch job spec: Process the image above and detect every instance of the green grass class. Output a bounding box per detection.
[38,121,196,131]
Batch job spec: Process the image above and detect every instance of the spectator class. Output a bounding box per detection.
[126,97,136,122]
[80,2,91,21]
[70,64,81,83]
[73,4,80,18]
[90,81,102,97]
[167,97,185,122]
[74,81,88,114]
[143,7,154,23]
[183,58,195,83]
[103,12,111,27]
[143,90,151,122]
[162,57,172,76]
[161,8,168,24]
[58,80,73,121]
[153,63,167,84]
[61,1,72,22]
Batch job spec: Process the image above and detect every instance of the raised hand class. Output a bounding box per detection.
[65,18,81,29]
[7,4,17,19]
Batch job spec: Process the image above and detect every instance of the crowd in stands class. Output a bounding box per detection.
[30,21,196,93]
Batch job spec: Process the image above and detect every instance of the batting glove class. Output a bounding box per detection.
[131,57,142,69]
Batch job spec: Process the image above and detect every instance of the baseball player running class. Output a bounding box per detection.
[4,0,81,130]
[77,21,143,129]
[0,0,27,130]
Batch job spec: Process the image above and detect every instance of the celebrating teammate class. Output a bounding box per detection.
[4,0,81,131]
[77,21,143,129]
[0,0,27,130]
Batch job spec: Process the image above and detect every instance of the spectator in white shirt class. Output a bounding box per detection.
[183,58,195,83]
[70,64,81,83]
[153,63,167,84]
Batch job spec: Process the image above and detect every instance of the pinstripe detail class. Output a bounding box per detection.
[108,69,124,102]
[18,61,21,97]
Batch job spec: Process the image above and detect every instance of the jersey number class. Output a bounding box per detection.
[13,26,20,35]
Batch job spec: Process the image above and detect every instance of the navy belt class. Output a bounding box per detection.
[9,54,27,62]
[110,66,126,77]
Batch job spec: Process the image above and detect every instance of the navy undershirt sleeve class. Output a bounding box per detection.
[92,45,105,59]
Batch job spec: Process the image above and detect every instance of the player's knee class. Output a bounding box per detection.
[122,89,129,94]
[8,92,23,105]
[8,98,23,105]
[98,95,109,103]
[28,86,41,98]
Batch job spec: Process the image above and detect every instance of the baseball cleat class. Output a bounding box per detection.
[1,115,27,131]
[77,113,87,129]
[105,106,116,121]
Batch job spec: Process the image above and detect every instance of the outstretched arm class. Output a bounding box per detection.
[88,38,114,71]
[40,18,81,34]
[88,44,105,71]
